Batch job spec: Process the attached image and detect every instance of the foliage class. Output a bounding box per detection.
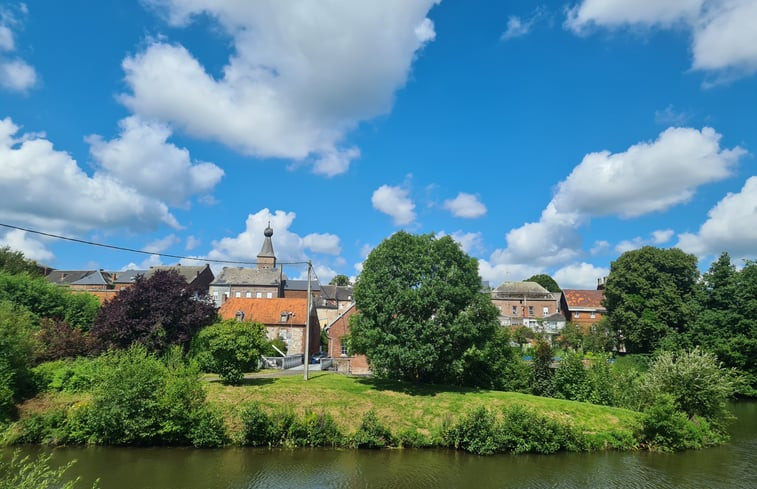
[0,301,36,420]
[262,338,288,356]
[524,274,561,292]
[329,274,351,286]
[350,410,393,448]
[190,320,267,385]
[31,357,103,394]
[530,339,554,397]
[34,319,94,363]
[239,402,274,446]
[604,246,699,353]
[0,271,100,330]
[0,246,42,276]
[512,325,534,347]
[350,232,501,385]
[553,351,591,402]
[687,254,757,396]
[639,348,734,430]
[640,394,723,452]
[459,326,530,391]
[290,410,343,447]
[0,451,98,489]
[443,405,587,455]
[91,270,217,354]
[238,403,342,448]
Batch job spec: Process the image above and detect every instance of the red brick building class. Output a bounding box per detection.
[560,289,606,328]
[325,303,370,375]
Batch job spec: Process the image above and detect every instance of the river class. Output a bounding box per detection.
[4,402,756,489]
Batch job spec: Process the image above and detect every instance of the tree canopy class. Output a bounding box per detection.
[329,274,351,286]
[350,232,506,386]
[604,246,698,353]
[0,246,42,276]
[91,270,217,353]
[524,274,561,292]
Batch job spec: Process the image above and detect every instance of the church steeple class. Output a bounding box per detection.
[257,222,276,269]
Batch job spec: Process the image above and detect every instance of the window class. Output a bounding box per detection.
[267,292,273,299]
[213,291,218,298]
[543,306,549,315]
[280,312,288,322]
[512,306,517,315]
[528,306,534,317]
[256,292,262,298]
[575,312,581,318]
[235,292,241,298]
[341,343,349,356]
[590,312,596,319]
[234,311,245,321]
[245,292,252,298]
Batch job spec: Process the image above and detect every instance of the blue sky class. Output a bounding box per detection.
[1,0,756,289]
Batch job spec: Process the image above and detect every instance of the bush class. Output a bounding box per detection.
[0,451,98,489]
[290,411,343,447]
[191,320,268,385]
[34,318,94,363]
[396,428,432,448]
[32,357,103,394]
[443,406,499,455]
[553,351,591,402]
[499,405,585,454]
[640,348,734,430]
[639,394,723,451]
[0,301,36,420]
[239,402,273,446]
[189,408,229,448]
[351,410,393,448]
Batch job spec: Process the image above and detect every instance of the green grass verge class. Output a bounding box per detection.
[205,371,641,447]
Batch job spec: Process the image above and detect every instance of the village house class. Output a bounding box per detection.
[324,303,370,375]
[560,288,607,329]
[218,297,320,356]
[490,281,563,330]
[316,284,354,328]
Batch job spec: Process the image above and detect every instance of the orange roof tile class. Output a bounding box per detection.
[219,297,312,325]
[562,289,605,311]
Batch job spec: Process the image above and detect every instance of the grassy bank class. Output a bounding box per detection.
[205,372,640,447]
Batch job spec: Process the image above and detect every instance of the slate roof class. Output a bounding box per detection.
[320,285,354,301]
[46,270,96,286]
[109,269,146,284]
[219,297,315,325]
[283,279,321,291]
[544,312,567,322]
[211,267,285,286]
[492,281,551,297]
[145,265,211,284]
[70,270,112,286]
[562,289,606,311]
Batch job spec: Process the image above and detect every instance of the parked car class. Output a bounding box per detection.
[311,352,328,364]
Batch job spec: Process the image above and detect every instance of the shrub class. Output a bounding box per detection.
[396,428,432,448]
[0,301,36,420]
[553,351,591,402]
[31,357,103,394]
[189,407,229,448]
[351,410,393,448]
[34,319,94,363]
[443,406,499,455]
[639,394,724,452]
[640,348,734,430]
[239,402,273,447]
[191,320,268,385]
[499,405,585,454]
[289,411,343,447]
[0,451,98,489]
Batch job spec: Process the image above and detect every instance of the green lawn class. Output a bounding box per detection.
[205,372,641,442]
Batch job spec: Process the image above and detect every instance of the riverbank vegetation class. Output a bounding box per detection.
[0,243,748,455]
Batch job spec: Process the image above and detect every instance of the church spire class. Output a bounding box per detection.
[257,221,276,269]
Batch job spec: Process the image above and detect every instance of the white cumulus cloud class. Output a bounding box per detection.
[123,0,439,175]
[553,262,609,290]
[0,7,37,92]
[304,233,342,255]
[443,192,487,218]
[87,116,224,207]
[0,229,54,262]
[0,116,180,232]
[372,185,416,225]
[677,176,757,259]
[566,0,757,79]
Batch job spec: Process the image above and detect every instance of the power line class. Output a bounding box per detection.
[0,222,309,267]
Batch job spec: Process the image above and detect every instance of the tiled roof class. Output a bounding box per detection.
[211,267,285,286]
[562,289,605,310]
[320,285,353,301]
[219,297,313,325]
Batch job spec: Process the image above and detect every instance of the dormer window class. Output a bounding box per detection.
[280,312,288,322]
[235,311,245,321]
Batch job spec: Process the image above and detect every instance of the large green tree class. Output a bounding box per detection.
[329,274,351,286]
[524,274,561,292]
[0,246,42,276]
[350,232,504,386]
[604,246,698,353]
[688,253,757,395]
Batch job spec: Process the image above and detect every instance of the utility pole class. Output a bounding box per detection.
[304,260,312,381]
